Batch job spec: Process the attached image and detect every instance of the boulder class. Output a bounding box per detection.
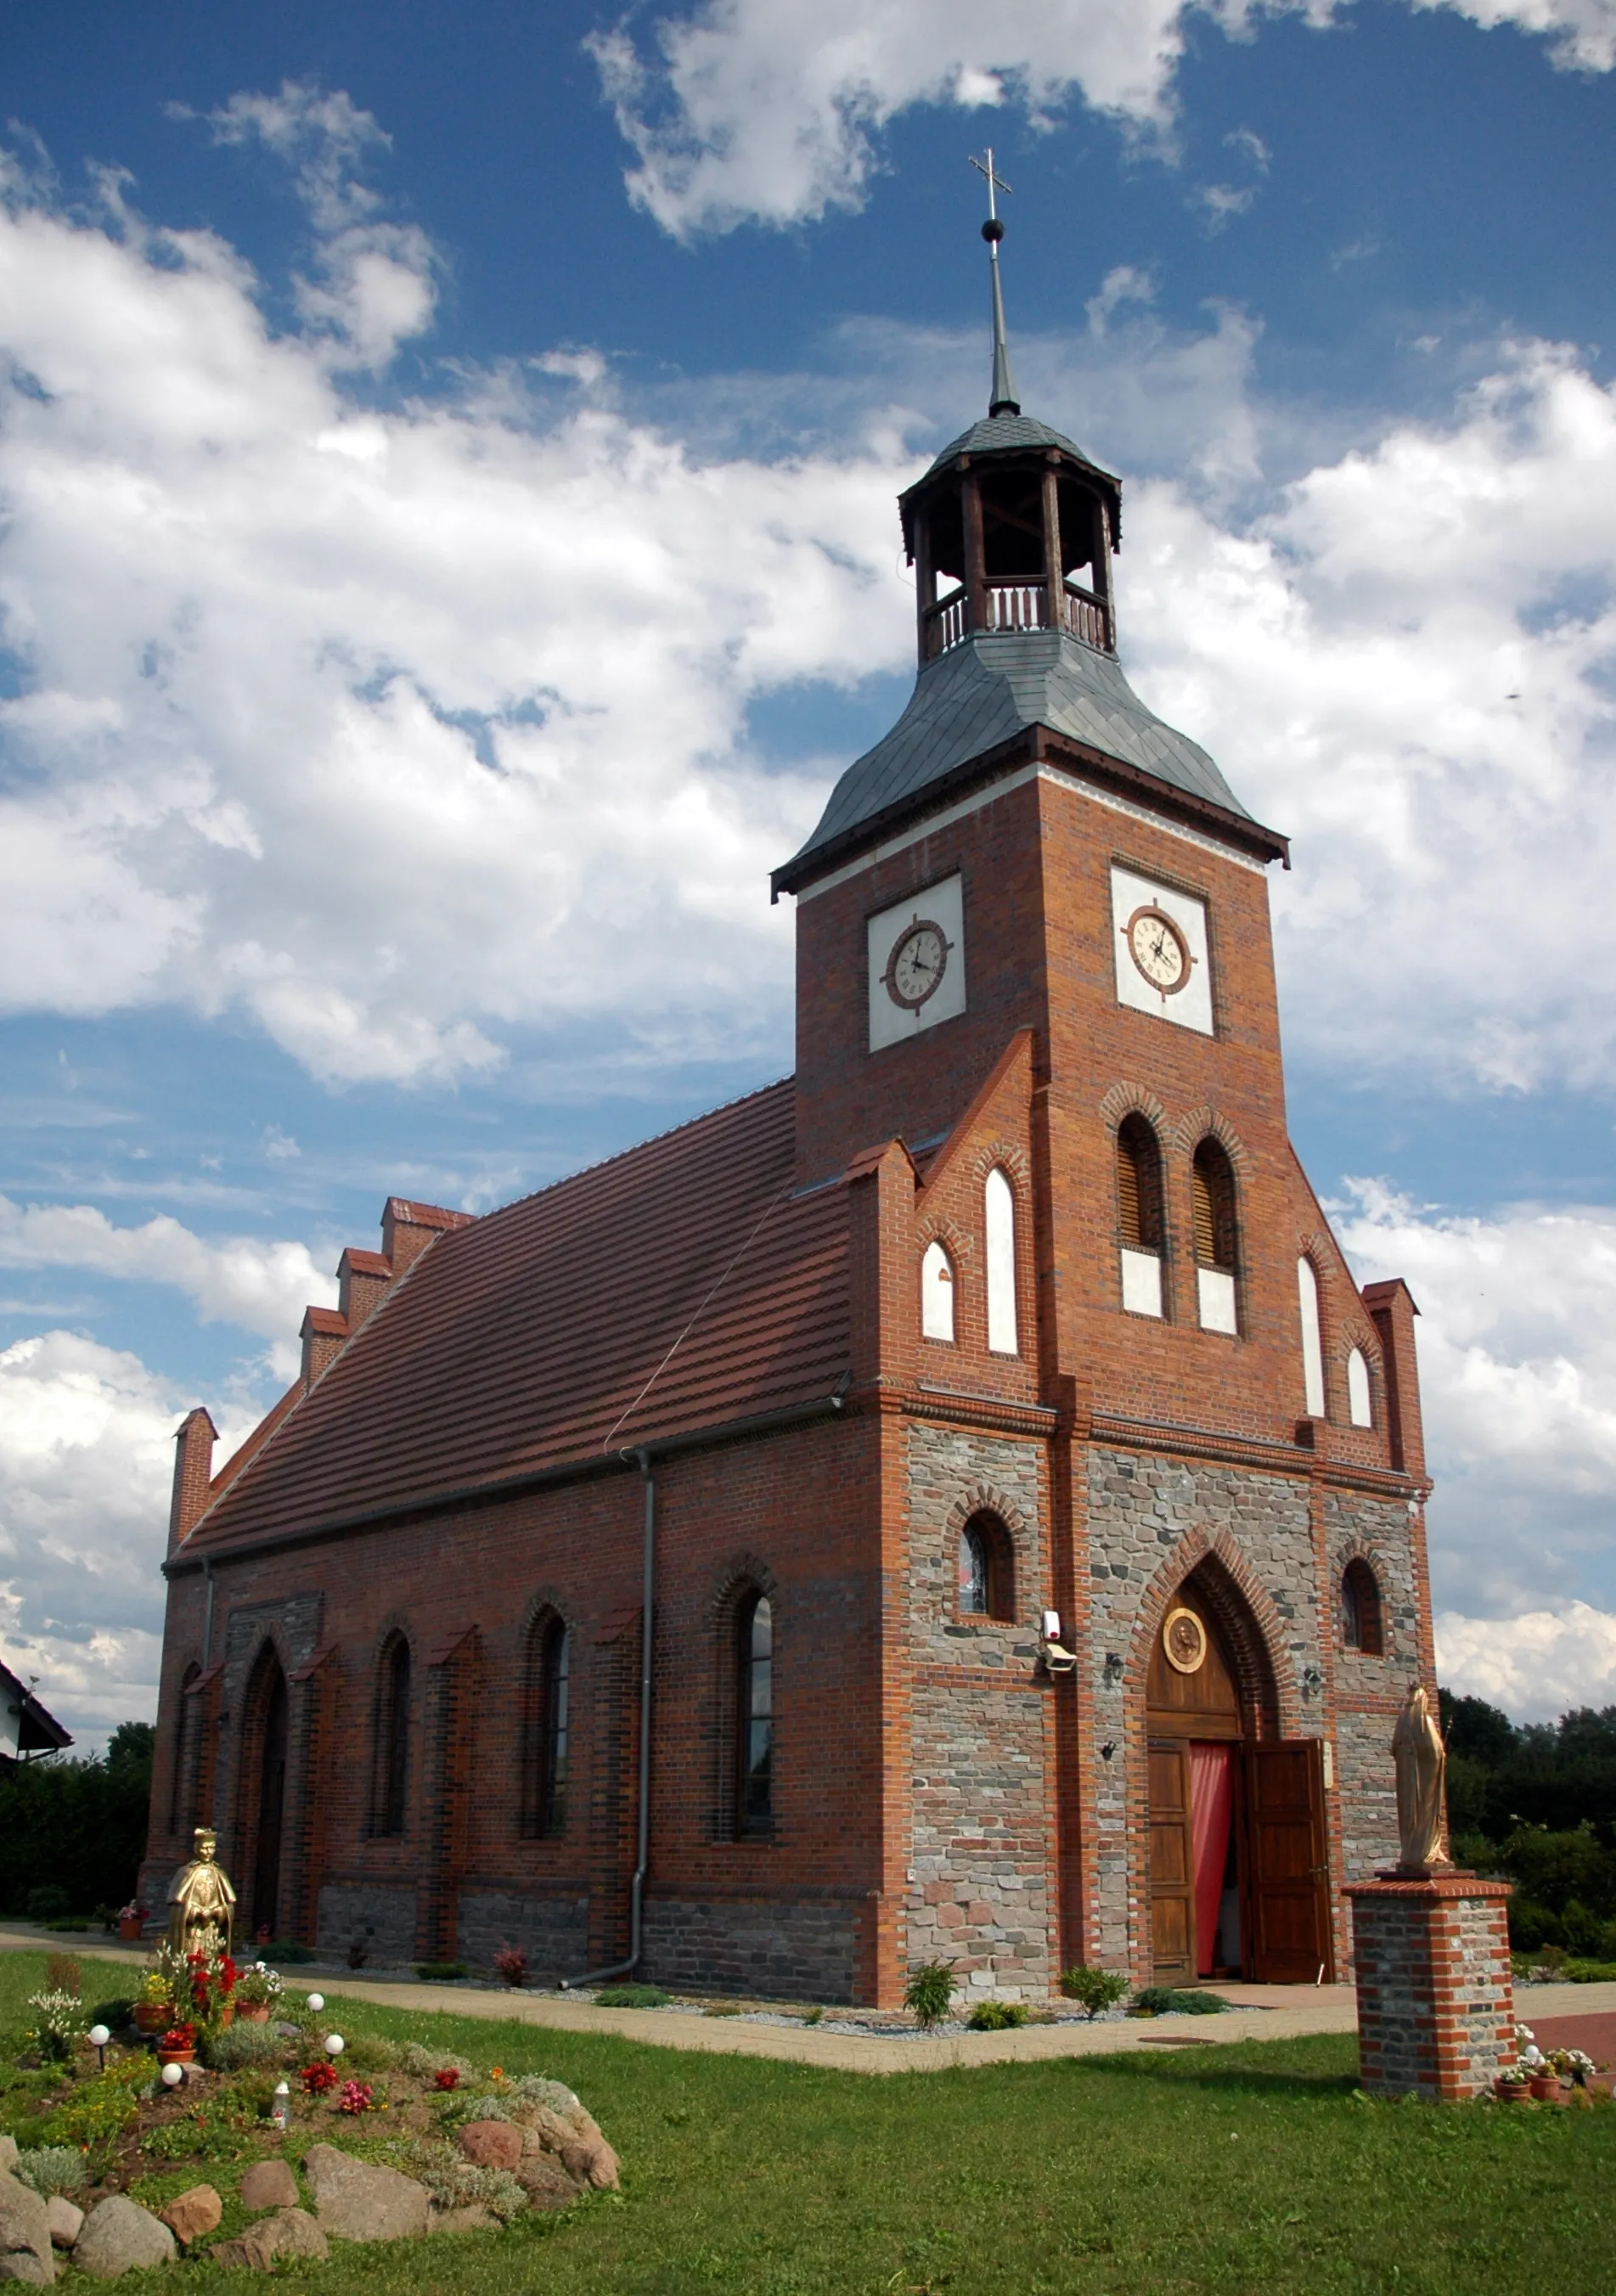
[302,2146,429,2243]
[560,2135,621,2191]
[72,2194,177,2279]
[0,2145,14,2175]
[458,2121,522,2170]
[238,2161,298,2214]
[159,2185,222,2247]
[520,2105,577,2156]
[47,2197,84,2248]
[428,2204,496,2235]
[0,2171,53,2286]
[513,2153,583,2211]
[210,2208,329,2270]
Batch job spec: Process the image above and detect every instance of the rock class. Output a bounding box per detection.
[513,2154,583,2211]
[560,2135,621,2191]
[458,2121,522,2170]
[238,2161,298,2214]
[428,2205,496,2235]
[72,2194,177,2279]
[47,2197,84,2248]
[302,2146,430,2243]
[0,2145,14,2175]
[0,2171,53,2286]
[519,2105,576,2156]
[211,2209,329,2270]
[159,2185,222,2247]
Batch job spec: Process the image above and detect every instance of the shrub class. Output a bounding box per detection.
[493,1945,529,1988]
[903,1961,956,2030]
[591,1983,670,2008]
[1561,1957,1616,1983]
[1060,1965,1129,2019]
[13,2147,87,2198]
[26,1988,87,2062]
[1132,1986,1227,2017]
[414,1961,470,1982]
[966,2001,1028,2031]
[44,1954,81,1996]
[399,2044,476,2082]
[25,1885,70,1923]
[202,2021,288,2071]
[339,2032,400,2074]
[43,1918,91,1933]
[258,1939,315,1963]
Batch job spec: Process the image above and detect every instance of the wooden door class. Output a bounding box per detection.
[1245,1741,1332,1981]
[1148,1740,1195,1979]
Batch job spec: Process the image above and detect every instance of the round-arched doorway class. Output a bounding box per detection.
[1146,1564,1333,1984]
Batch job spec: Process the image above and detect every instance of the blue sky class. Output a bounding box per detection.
[3,0,1616,1741]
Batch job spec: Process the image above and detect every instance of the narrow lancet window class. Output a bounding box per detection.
[374,1633,411,1837]
[1298,1258,1326,1418]
[1118,1114,1166,1318]
[737,1595,774,1836]
[984,1168,1017,1354]
[1191,1138,1238,1335]
[1347,1347,1373,1429]
[1343,1560,1384,1656]
[921,1239,955,1342]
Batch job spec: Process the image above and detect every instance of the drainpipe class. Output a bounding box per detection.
[561,1447,656,1989]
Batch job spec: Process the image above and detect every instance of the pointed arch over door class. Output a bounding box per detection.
[241,1643,290,1943]
[1145,1561,1332,1984]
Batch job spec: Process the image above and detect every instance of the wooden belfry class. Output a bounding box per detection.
[901,152,1119,664]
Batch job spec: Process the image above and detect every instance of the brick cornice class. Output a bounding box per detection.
[906,1384,1059,1438]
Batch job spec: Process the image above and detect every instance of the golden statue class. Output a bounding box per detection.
[1392,1683,1450,1874]
[167,1827,236,1957]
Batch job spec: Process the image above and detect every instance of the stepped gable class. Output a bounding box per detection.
[189,1078,849,1554]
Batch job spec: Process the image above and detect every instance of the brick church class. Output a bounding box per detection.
[142,222,1433,2006]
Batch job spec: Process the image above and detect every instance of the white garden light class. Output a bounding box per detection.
[160,2062,183,2088]
[324,2034,345,2057]
[87,2024,110,2046]
[306,1993,325,2013]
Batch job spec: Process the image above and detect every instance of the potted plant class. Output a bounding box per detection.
[1495,2064,1531,2102]
[116,1901,148,1944]
[233,1962,283,2022]
[156,2020,197,2068]
[133,1970,174,2035]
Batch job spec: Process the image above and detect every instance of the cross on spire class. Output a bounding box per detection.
[970,149,1019,419]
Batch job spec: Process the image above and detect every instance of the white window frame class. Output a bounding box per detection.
[1298,1257,1326,1418]
[985,1168,1018,1356]
[921,1239,955,1343]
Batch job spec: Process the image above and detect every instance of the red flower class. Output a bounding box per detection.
[338,2080,374,2115]
[301,2060,339,2095]
[433,2068,459,2091]
[159,2023,195,2051]
[217,1956,239,1995]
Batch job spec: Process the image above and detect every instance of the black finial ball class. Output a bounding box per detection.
[981,217,1005,244]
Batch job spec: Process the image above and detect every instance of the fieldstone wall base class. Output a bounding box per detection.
[1347,1876,1515,2099]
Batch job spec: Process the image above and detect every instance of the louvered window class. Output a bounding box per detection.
[1117,1115,1166,1318]
[1191,1139,1239,1335]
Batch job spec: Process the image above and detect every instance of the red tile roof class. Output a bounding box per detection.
[187,1080,849,1555]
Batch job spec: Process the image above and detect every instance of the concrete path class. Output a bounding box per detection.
[7,1926,1613,2079]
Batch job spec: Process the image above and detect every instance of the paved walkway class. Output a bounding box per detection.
[7,1927,1614,2078]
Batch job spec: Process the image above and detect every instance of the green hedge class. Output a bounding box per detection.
[0,1725,154,1918]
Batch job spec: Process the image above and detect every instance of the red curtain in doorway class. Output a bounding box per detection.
[1188,1742,1235,1978]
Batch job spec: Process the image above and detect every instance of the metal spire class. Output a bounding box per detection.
[970,147,1019,419]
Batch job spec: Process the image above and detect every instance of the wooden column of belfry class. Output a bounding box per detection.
[1346,1876,1517,2099]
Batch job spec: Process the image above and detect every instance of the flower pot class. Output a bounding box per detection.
[133,2004,171,2034]
[1495,2080,1530,2102]
[217,2003,234,2029]
[157,2046,195,2068]
[1529,2074,1568,2102]
[238,2005,272,2023]
[118,1917,144,1943]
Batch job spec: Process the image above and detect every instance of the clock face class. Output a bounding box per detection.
[884,919,951,1010]
[1125,905,1191,995]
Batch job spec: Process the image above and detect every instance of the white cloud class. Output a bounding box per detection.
[0,1333,252,1746]
[0,149,909,1086]
[1435,1603,1616,1724]
[0,1197,335,1342]
[589,0,1616,240]
[1335,1185,1616,1618]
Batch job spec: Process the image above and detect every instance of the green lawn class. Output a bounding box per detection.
[3,1950,1611,2293]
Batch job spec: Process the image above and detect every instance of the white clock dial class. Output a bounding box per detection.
[1126,906,1191,994]
[885,920,950,1010]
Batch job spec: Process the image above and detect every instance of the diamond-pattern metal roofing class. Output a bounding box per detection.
[186,1081,849,1554]
[776,629,1264,889]
[920,412,1116,484]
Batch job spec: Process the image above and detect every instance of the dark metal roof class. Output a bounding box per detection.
[918,412,1118,488]
[0,1659,71,1762]
[774,628,1281,893]
[180,1081,852,1556]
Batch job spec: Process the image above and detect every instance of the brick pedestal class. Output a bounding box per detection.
[1346,1876,1516,2100]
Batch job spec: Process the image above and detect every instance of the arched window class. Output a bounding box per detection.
[921,1239,955,1343]
[1191,1138,1238,1335]
[521,1613,570,1838]
[736,1594,774,1837]
[984,1168,1017,1355]
[1347,1346,1373,1428]
[1117,1114,1166,1318]
[1342,1559,1384,1656]
[957,1513,1014,1622]
[1297,1257,1325,1418]
[373,1632,412,1837]
[170,1661,200,1834]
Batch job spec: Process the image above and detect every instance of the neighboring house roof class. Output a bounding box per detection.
[0,1660,72,1764]
[775,628,1278,892]
[185,1079,851,1557]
